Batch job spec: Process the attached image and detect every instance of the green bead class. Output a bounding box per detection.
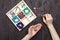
[23,7,30,15]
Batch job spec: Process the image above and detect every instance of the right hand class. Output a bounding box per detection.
[43,14,53,25]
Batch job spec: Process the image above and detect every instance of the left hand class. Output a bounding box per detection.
[28,23,42,38]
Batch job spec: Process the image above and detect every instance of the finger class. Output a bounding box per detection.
[34,23,42,32]
[48,14,53,19]
[43,14,53,20]
[29,25,34,31]
[43,14,48,20]
[36,23,42,28]
[36,23,42,30]
[47,14,53,20]
[45,14,52,18]
[47,14,51,18]
[43,16,46,23]
[43,13,50,18]
[44,14,51,20]
[28,25,34,34]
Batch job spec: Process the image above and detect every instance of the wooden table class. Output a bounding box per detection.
[0,0,60,40]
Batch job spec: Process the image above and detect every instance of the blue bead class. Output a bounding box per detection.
[16,22,24,29]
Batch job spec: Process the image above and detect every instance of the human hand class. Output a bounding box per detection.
[28,23,42,38]
[43,14,53,26]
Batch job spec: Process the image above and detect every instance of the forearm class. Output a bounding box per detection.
[47,24,60,40]
[21,34,31,40]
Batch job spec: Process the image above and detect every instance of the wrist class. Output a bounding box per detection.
[22,34,31,40]
[27,34,32,39]
[47,23,54,29]
[47,23,53,27]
